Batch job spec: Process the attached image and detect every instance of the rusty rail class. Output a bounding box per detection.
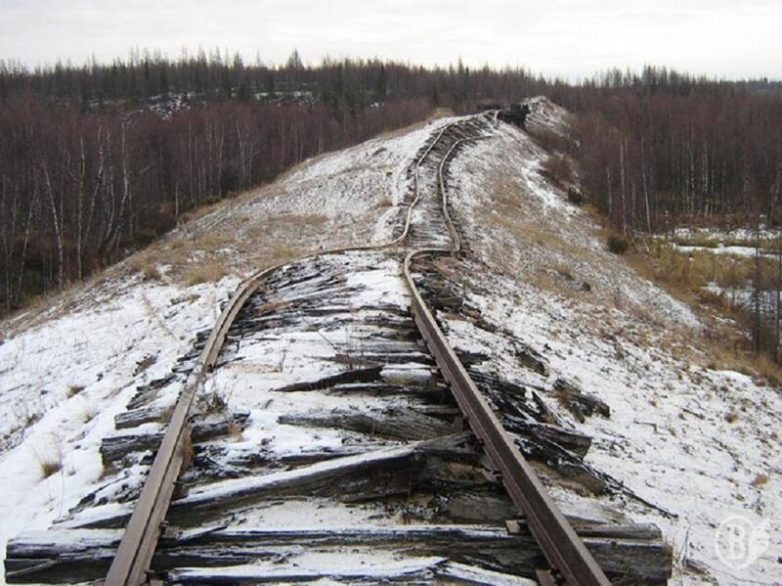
[104,271,269,585]
[402,129,611,586]
[105,114,607,585]
[104,120,456,585]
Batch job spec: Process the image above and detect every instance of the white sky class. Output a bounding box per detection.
[1,0,781,80]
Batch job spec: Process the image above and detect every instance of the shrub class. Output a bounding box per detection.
[752,473,770,487]
[34,446,63,479]
[540,154,574,186]
[696,288,728,310]
[567,188,585,206]
[607,233,630,254]
[66,384,85,397]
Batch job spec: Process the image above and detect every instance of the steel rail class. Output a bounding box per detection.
[105,268,274,585]
[105,115,601,585]
[402,131,612,586]
[104,120,456,585]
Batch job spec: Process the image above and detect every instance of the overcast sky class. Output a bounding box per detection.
[1,0,781,80]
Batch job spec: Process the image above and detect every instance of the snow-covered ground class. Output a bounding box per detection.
[172,115,456,275]
[0,276,239,579]
[664,226,782,259]
[0,115,453,582]
[445,101,782,584]
[672,226,782,244]
[1,102,780,585]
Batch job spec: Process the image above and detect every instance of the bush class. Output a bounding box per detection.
[39,458,62,478]
[607,233,630,254]
[567,188,585,206]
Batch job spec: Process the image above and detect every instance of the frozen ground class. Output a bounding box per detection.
[445,100,782,584]
[1,102,779,585]
[0,115,455,582]
[0,275,239,580]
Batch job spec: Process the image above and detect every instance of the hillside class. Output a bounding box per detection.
[1,101,780,584]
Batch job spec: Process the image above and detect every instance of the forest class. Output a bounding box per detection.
[1,51,780,361]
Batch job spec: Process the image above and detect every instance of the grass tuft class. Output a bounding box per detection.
[540,153,575,187]
[66,384,85,397]
[39,458,62,478]
[752,473,770,487]
[185,262,226,285]
[567,188,585,206]
[142,263,161,281]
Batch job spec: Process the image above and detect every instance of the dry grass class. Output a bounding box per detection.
[34,444,63,479]
[625,240,755,303]
[279,213,328,228]
[269,244,299,265]
[540,153,575,187]
[178,197,237,226]
[126,253,163,281]
[481,172,778,388]
[184,262,227,285]
[190,231,234,252]
[141,263,161,281]
[482,175,608,304]
[624,241,782,385]
[429,107,455,120]
[66,384,85,398]
[243,213,326,247]
[747,353,782,387]
[39,458,62,478]
[752,473,770,487]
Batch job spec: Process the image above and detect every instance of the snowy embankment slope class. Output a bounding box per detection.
[0,103,779,585]
[0,116,454,582]
[446,100,781,584]
[0,278,238,579]
[173,116,455,276]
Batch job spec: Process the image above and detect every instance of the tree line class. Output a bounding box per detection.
[0,49,555,110]
[568,68,782,232]
[0,51,556,314]
[2,55,781,364]
[0,87,430,312]
[563,67,782,363]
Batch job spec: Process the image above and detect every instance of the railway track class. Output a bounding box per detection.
[6,115,672,585]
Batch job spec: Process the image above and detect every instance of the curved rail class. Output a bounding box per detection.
[403,252,609,586]
[105,120,456,585]
[402,125,611,586]
[107,114,608,585]
[105,265,277,584]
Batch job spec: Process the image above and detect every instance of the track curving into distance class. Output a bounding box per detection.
[105,113,610,586]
